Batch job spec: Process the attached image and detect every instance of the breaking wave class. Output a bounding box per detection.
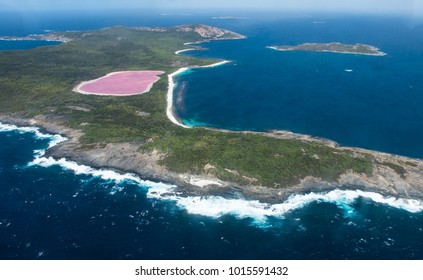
[147,187,423,225]
[2,121,423,226]
[0,122,67,151]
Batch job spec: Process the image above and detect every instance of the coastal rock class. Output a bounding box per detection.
[130,24,245,40]
[173,24,245,40]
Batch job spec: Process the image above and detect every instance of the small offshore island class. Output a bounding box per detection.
[267,42,387,56]
[0,24,422,205]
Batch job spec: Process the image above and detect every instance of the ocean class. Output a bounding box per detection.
[1,10,423,259]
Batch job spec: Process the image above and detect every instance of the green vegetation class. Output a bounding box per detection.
[146,129,372,186]
[0,26,374,188]
[381,161,407,178]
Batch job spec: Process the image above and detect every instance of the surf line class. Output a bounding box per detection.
[3,121,423,227]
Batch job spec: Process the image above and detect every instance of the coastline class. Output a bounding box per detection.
[174,48,196,55]
[164,44,423,202]
[167,68,192,128]
[4,118,423,222]
[2,108,423,205]
[167,60,231,128]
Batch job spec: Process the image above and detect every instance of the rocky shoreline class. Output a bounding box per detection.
[2,113,423,204]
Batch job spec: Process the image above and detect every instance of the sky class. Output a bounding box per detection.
[0,0,422,17]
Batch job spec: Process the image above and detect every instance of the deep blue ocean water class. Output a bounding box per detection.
[1,10,423,260]
[0,40,60,50]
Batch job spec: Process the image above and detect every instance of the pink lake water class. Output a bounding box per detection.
[77,71,165,95]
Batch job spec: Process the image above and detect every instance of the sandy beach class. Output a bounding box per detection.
[167,59,231,128]
[167,67,191,128]
[174,48,196,55]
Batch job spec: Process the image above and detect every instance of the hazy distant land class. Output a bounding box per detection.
[0,33,73,43]
[267,42,386,56]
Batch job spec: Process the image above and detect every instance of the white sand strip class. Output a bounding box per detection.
[175,48,196,55]
[199,60,231,68]
[167,67,191,128]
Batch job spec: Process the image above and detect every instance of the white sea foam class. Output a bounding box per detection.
[31,157,423,223]
[0,122,67,153]
[146,187,423,225]
[3,121,423,226]
[1,122,51,138]
[0,122,178,193]
[29,155,177,191]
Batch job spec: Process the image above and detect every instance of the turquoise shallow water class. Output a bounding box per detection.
[174,16,423,158]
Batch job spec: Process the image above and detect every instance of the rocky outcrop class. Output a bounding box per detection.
[173,24,245,40]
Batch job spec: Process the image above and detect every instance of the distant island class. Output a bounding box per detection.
[267,42,387,56]
[211,16,248,20]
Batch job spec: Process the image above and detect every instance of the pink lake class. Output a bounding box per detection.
[74,71,165,96]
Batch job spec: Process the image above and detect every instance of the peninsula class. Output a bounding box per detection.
[0,33,73,43]
[267,42,386,56]
[1,25,422,203]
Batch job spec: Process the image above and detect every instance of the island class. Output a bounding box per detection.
[1,25,422,203]
[267,42,387,56]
